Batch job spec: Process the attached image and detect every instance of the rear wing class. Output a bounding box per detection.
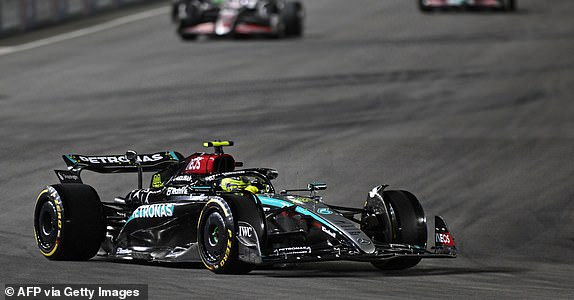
[62,151,184,173]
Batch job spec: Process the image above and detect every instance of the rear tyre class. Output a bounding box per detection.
[505,0,516,11]
[171,1,183,23]
[198,199,255,274]
[33,184,105,260]
[283,1,304,37]
[178,31,198,41]
[177,3,200,41]
[178,19,199,41]
[371,190,427,270]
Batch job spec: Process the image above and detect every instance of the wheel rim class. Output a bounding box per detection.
[208,225,219,246]
[201,211,228,263]
[36,200,58,249]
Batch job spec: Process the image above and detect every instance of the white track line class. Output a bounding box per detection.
[0,6,168,56]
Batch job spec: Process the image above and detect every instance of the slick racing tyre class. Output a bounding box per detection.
[34,184,105,260]
[178,21,198,41]
[198,198,255,274]
[418,0,432,12]
[178,31,198,41]
[371,190,427,270]
[176,3,200,41]
[283,1,304,37]
[505,0,516,11]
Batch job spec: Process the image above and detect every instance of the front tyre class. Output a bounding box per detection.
[33,184,105,260]
[177,19,199,41]
[178,31,198,41]
[176,2,200,41]
[505,0,516,11]
[371,190,427,270]
[197,199,254,274]
[283,1,304,37]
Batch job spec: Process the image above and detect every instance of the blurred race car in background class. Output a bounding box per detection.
[171,0,304,40]
[418,0,516,12]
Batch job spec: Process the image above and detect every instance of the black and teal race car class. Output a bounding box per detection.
[34,141,456,274]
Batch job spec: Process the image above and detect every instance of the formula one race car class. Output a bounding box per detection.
[171,0,304,40]
[34,141,456,274]
[418,0,516,12]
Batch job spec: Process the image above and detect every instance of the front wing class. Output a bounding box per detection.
[260,241,457,265]
[255,216,457,265]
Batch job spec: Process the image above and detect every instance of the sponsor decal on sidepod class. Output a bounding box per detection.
[128,204,175,221]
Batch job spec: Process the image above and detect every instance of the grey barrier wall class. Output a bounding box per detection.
[0,0,163,37]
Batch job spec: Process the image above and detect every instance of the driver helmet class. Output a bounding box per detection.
[220,177,259,194]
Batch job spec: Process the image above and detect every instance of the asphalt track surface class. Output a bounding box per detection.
[1,0,573,299]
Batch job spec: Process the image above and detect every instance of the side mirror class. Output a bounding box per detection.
[126,150,138,164]
[308,182,327,191]
[264,169,279,180]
